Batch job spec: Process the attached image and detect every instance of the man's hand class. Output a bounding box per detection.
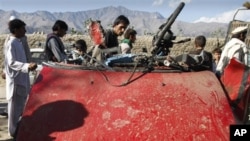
[178,62,189,68]
[166,56,174,62]
[28,63,38,71]
[1,72,5,79]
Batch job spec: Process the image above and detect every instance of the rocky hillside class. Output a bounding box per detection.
[0,6,228,37]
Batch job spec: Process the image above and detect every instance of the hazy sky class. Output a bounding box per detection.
[0,0,249,23]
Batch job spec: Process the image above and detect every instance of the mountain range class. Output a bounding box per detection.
[0,6,229,37]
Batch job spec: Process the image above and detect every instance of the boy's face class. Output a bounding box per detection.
[113,23,128,36]
[75,46,84,55]
[213,52,221,60]
[15,26,26,38]
[75,44,86,55]
[130,35,136,43]
[58,28,67,37]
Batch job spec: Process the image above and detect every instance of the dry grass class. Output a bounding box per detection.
[0,34,225,84]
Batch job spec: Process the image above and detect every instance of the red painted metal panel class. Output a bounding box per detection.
[17,66,235,141]
[221,58,250,101]
[221,58,250,122]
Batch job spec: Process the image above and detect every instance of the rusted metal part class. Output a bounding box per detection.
[17,66,235,141]
[224,8,250,46]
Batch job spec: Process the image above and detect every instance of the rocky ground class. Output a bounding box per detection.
[0,83,11,141]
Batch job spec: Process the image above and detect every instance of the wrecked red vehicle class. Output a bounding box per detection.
[16,2,250,141]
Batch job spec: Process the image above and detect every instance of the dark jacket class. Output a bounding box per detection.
[189,49,213,71]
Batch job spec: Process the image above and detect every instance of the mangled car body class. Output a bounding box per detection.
[16,2,250,141]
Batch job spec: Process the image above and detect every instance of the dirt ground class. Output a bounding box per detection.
[0,82,12,141]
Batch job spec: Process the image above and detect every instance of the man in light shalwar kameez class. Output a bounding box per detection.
[216,26,249,77]
[4,19,37,138]
[1,15,32,118]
